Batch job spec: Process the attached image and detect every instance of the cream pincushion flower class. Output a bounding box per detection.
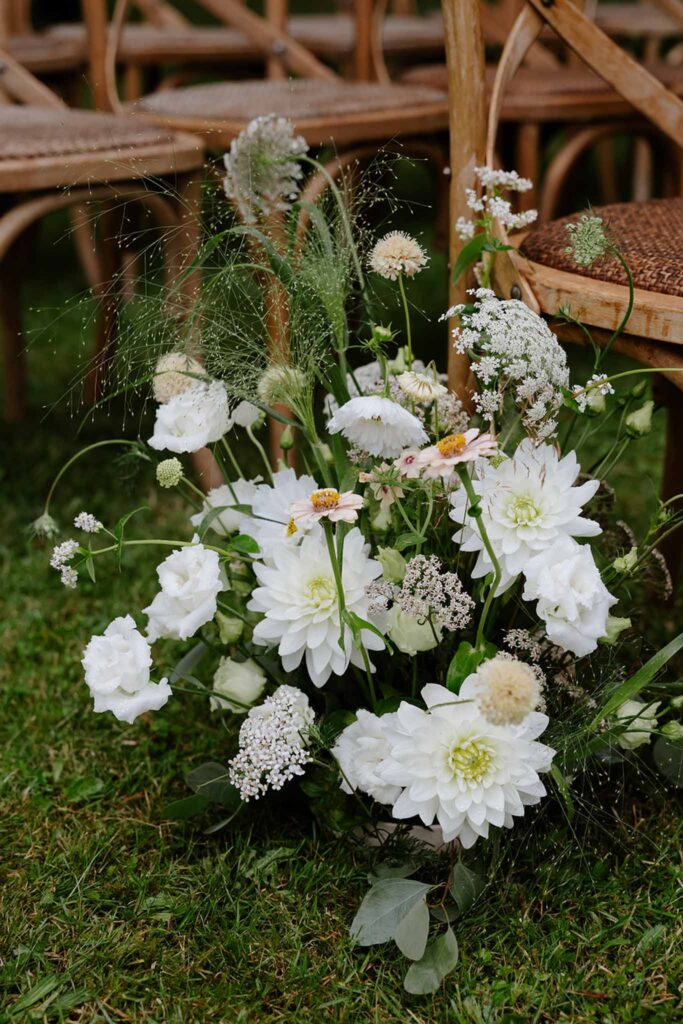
[248,468,321,556]
[190,478,261,538]
[82,615,171,724]
[149,381,231,454]
[248,527,385,687]
[396,371,447,404]
[461,656,542,726]
[153,352,204,404]
[368,231,428,280]
[290,488,364,526]
[416,428,498,481]
[332,710,401,804]
[450,439,601,593]
[144,537,223,642]
[377,683,554,847]
[328,395,428,458]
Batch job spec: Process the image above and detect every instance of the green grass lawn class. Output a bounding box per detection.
[1,210,682,1023]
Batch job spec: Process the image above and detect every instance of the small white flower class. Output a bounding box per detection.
[50,539,79,569]
[223,115,308,224]
[368,231,428,280]
[156,458,183,489]
[29,512,60,539]
[290,488,364,526]
[74,512,103,534]
[60,566,79,589]
[462,656,542,726]
[144,537,223,642]
[328,395,428,458]
[148,381,231,454]
[190,478,261,538]
[455,216,476,240]
[248,468,321,556]
[475,166,533,192]
[82,614,171,724]
[210,657,266,713]
[332,710,401,804]
[230,400,265,430]
[416,428,498,481]
[522,537,618,657]
[396,371,448,404]
[153,352,204,404]
[572,373,615,413]
[614,698,661,750]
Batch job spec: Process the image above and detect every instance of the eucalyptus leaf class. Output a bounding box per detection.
[350,878,431,946]
[449,862,484,914]
[393,897,430,960]
[653,736,683,787]
[163,794,210,820]
[403,927,459,994]
[185,762,240,807]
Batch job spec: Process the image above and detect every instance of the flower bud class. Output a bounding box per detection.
[210,656,266,713]
[612,547,638,574]
[630,379,648,399]
[156,458,183,488]
[599,615,631,645]
[316,442,334,465]
[376,546,406,583]
[215,610,244,645]
[387,606,441,656]
[625,400,654,438]
[662,720,683,741]
[279,425,295,450]
[371,505,392,532]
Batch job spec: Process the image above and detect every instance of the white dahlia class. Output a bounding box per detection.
[332,710,401,804]
[247,467,321,557]
[327,395,428,458]
[248,527,385,687]
[378,683,554,848]
[190,478,261,538]
[450,439,601,593]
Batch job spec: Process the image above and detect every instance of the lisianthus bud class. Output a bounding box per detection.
[279,425,295,451]
[371,505,392,532]
[599,615,631,645]
[630,379,648,399]
[662,720,683,740]
[625,400,654,438]
[316,442,334,465]
[376,546,406,583]
[387,605,441,656]
[614,698,660,750]
[156,458,183,488]
[210,656,266,713]
[613,547,638,574]
[215,610,244,645]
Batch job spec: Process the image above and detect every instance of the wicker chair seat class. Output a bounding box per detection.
[8,32,85,73]
[520,198,683,298]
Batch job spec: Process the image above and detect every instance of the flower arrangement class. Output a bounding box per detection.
[38,119,683,993]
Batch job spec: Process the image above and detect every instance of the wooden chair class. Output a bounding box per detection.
[444,0,683,575]
[0,45,204,422]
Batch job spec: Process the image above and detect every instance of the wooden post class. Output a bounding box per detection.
[266,0,287,80]
[442,0,486,403]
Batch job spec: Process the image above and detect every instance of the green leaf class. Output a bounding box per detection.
[635,924,666,955]
[343,609,391,649]
[653,736,683,787]
[113,505,149,568]
[350,878,431,946]
[592,632,683,726]
[394,531,424,552]
[452,234,487,286]
[403,927,459,994]
[163,794,210,820]
[394,897,430,960]
[169,640,208,685]
[449,862,484,914]
[8,975,62,1018]
[64,777,105,803]
[446,641,497,693]
[230,533,260,555]
[85,554,96,583]
[185,762,240,808]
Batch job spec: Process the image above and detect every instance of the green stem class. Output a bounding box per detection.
[397,273,413,368]
[45,440,144,514]
[246,425,274,483]
[457,467,501,649]
[220,437,243,479]
[597,246,634,366]
[90,538,228,558]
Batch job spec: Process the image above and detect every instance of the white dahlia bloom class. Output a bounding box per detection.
[210,656,266,713]
[153,352,204,404]
[248,467,321,556]
[332,710,401,804]
[522,537,618,657]
[190,478,261,538]
[450,439,601,593]
[82,615,171,724]
[378,683,554,848]
[144,537,223,642]
[368,231,428,280]
[148,381,231,454]
[248,527,385,687]
[328,395,428,458]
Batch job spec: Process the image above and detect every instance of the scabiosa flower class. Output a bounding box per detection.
[248,468,321,556]
[290,488,364,526]
[565,213,608,267]
[368,231,428,280]
[156,458,183,489]
[148,381,231,454]
[74,512,103,534]
[332,710,401,804]
[228,684,314,800]
[190,478,261,538]
[328,396,428,458]
[450,439,601,593]
[29,512,60,539]
[144,537,223,642]
[396,371,448,404]
[222,115,308,224]
[248,527,385,688]
[377,683,554,847]
[461,655,542,726]
[257,364,307,406]
[153,352,204,404]
[415,428,498,481]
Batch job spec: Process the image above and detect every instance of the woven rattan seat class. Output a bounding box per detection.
[520,198,683,298]
[8,32,85,73]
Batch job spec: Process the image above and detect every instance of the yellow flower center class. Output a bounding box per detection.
[447,738,493,782]
[310,488,341,512]
[286,518,298,537]
[508,494,541,526]
[306,574,337,608]
[436,433,467,458]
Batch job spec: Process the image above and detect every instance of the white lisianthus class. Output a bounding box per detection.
[248,468,321,556]
[153,352,204,404]
[332,710,401,804]
[614,698,661,750]
[450,440,601,593]
[210,656,266,713]
[522,537,617,657]
[230,400,265,430]
[387,605,441,656]
[190,478,261,537]
[82,615,171,724]
[148,381,231,454]
[377,683,554,848]
[248,527,385,687]
[327,395,428,458]
[144,537,223,642]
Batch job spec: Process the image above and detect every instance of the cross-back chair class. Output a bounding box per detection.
[444,0,683,575]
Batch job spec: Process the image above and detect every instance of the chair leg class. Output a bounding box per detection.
[85,206,122,405]
[656,376,683,587]
[0,252,26,422]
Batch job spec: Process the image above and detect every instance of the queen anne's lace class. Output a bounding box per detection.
[367,554,474,633]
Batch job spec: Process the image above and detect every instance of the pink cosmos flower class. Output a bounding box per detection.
[359,463,404,512]
[290,488,364,525]
[415,428,498,480]
[394,448,422,479]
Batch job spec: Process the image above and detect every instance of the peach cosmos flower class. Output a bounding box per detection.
[415,428,498,480]
[289,488,364,526]
[394,448,423,479]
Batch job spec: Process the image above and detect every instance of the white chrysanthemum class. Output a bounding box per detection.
[368,231,428,280]
[190,478,261,538]
[332,710,401,804]
[248,468,321,556]
[148,381,231,454]
[153,352,204,404]
[82,615,171,724]
[522,537,617,657]
[222,114,308,224]
[328,395,428,458]
[462,656,541,726]
[450,439,601,593]
[210,656,266,713]
[377,683,554,848]
[144,537,223,642]
[248,527,385,687]
[396,371,448,404]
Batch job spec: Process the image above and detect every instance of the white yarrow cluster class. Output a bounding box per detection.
[50,539,80,588]
[222,115,308,224]
[74,512,103,534]
[458,166,537,238]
